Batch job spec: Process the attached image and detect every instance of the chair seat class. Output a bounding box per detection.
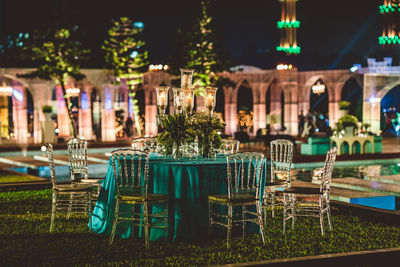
[265,180,287,187]
[208,193,256,204]
[274,171,288,180]
[56,183,93,192]
[283,187,322,195]
[118,193,168,203]
[80,178,104,184]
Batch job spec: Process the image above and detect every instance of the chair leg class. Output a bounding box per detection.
[263,198,267,224]
[271,193,275,218]
[319,198,325,235]
[227,205,233,248]
[242,206,246,239]
[143,202,150,250]
[291,195,295,230]
[88,193,92,231]
[327,205,333,231]
[109,199,120,245]
[208,201,212,242]
[256,201,265,245]
[50,191,57,232]
[282,194,287,235]
[67,194,73,219]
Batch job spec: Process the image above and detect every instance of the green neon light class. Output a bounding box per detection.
[277,20,300,28]
[379,4,400,14]
[276,45,301,54]
[378,35,400,45]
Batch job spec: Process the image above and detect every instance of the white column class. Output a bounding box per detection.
[56,86,71,137]
[12,85,28,144]
[253,103,266,134]
[284,103,298,136]
[145,104,158,136]
[101,86,116,142]
[329,100,340,128]
[224,103,237,135]
[78,91,93,140]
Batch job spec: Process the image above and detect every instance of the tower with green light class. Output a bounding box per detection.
[379,0,400,46]
[276,0,300,54]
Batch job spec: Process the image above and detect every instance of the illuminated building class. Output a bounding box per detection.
[276,0,301,54]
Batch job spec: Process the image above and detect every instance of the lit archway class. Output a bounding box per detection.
[380,84,400,135]
[215,87,225,120]
[341,78,362,121]
[91,88,102,140]
[237,80,253,132]
[309,79,329,133]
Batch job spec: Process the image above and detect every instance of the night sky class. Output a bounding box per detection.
[0,0,386,70]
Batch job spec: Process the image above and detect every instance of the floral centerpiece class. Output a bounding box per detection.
[156,113,196,158]
[335,114,358,136]
[189,111,225,158]
[156,111,225,159]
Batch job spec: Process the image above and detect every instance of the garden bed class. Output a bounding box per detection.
[1,189,400,266]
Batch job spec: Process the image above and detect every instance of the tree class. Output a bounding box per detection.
[102,17,149,136]
[20,28,90,137]
[182,1,231,88]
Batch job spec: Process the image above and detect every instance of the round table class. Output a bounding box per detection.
[91,154,266,241]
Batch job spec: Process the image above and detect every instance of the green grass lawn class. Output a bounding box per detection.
[1,189,400,266]
[0,171,43,183]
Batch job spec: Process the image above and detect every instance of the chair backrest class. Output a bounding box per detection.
[226,152,265,199]
[270,139,293,183]
[111,149,150,197]
[131,137,157,153]
[45,143,58,189]
[67,138,88,180]
[320,147,337,194]
[220,139,240,155]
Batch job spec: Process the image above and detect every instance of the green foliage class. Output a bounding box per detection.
[21,28,89,83]
[20,27,90,137]
[42,105,53,113]
[102,17,148,85]
[336,114,359,131]
[338,101,351,110]
[1,189,400,266]
[189,111,225,157]
[102,17,149,136]
[157,113,197,155]
[173,1,232,88]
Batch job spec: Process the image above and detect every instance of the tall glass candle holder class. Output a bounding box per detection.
[204,86,218,114]
[155,86,170,115]
[180,68,195,89]
[172,87,184,114]
[183,87,195,114]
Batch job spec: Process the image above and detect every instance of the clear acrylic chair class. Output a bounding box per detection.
[67,138,104,197]
[208,152,265,248]
[45,143,93,232]
[263,139,293,220]
[220,139,240,155]
[131,137,158,153]
[109,149,168,249]
[283,147,337,235]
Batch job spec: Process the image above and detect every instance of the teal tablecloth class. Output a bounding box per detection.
[91,155,266,241]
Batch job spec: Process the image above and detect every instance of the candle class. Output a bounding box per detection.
[159,93,167,107]
[181,75,190,88]
[186,95,193,108]
[206,95,214,108]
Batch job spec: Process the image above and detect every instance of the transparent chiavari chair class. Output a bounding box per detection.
[283,147,337,235]
[45,143,93,232]
[109,149,168,249]
[208,152,265,248]
[131,137,158,153]
[220,139,240,155]
[67,138,103,197]
[263,139,293,220]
